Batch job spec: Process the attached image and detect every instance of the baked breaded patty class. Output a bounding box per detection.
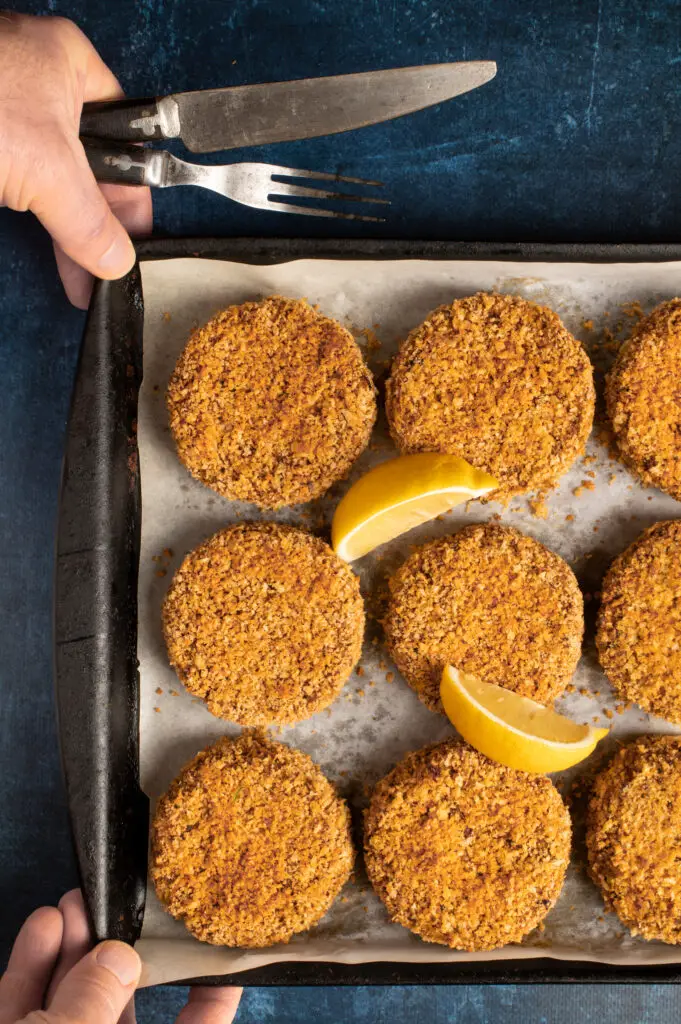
[385,292,595,503]
[364,740,571,951]
[383,523,583,713]
[606,299,681,499]
[596,520,681,724]
[163,522,364,725]
[151,733,355,947]
[167,296,377,509]
[587,734,681,943]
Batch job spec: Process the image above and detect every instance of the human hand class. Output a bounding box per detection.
[0,890,243,1024]
[0,12,152,308]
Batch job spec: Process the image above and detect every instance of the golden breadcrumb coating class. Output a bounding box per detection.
[163,522,364,725]
[383,523,583,713]
[364,740,571,951]
[606,299,681,499]
[167,296,376,509]
[385,292,595,503]
[151,732,355,947]
[597,520,681,723]
[587,734,681,944]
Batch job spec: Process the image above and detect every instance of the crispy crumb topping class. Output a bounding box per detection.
[163,522,364,725]
[167,296,376,509]
[606,299,681,499]
[385,292,594,502]
[364,740,571,951]
[587,735,681,943]
[597,520,681,723]
[383,523,583,713]
[151,732,355,947]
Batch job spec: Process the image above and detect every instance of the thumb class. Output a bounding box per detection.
[29,133,136,282]
[25,940,142,1024]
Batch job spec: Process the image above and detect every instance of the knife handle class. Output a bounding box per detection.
[82,138,177,190]
[80,96,180,142]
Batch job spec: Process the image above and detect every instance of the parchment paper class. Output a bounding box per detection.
[135,257,681,986]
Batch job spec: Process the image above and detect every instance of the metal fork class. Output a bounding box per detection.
[83,139,388,222]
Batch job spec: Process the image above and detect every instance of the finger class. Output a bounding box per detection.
[100,182,153,237]
[53,241,94,309]
[175,987,244,1024]
[0,906,63,1024]
[83,42,123,102]
[52,16,124,103]
[46,889,92,1002]
[53,185,151,309]
[120,996,137,1024]
[46,939,141,1024]
[30,133,136,282]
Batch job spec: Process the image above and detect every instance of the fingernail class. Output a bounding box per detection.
[97,234,136,276]
[95,941,141,986]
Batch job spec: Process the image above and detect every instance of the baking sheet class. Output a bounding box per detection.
[135,256,681,987]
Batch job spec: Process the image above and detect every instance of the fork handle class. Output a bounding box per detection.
[81,138,169,187]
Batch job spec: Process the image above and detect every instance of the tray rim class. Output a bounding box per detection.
[136,236,681,265]
[57,235,681,987]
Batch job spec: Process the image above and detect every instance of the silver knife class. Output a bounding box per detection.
[79,61,497,153]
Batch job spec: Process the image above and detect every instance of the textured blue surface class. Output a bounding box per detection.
[133,983,681,1023]
[3,0,681,1020]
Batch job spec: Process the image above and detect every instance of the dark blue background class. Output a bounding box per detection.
[3,1,681,1020]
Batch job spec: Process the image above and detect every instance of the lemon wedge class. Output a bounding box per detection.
[440,665,609,774]
[331,454,497,562]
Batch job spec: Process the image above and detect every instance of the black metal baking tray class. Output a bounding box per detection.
[54,237,681,986]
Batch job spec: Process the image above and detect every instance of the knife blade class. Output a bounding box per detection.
[80,61,496,153]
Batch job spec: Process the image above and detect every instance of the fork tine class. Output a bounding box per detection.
[263,200,386,223]
[267,165,385,187]
[269,181,390,206]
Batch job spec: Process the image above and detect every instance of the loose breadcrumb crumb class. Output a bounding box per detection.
[529,496,549,519]
[357,326,382,351]
[621,300,645,322]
